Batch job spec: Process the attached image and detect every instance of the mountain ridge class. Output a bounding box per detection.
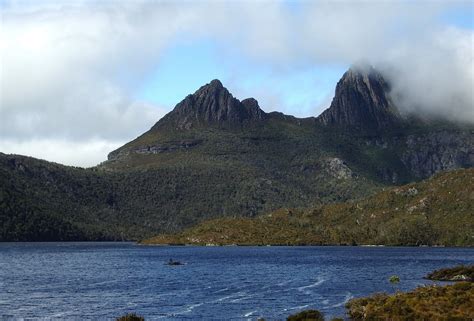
[152,79,267,131]
[105,66,472,182]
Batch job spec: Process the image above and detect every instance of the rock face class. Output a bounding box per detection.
[317,65,401,131]
[324,157,354,179]
[108,140,203,161]
[401,131,474,178]
[154,79,266,130]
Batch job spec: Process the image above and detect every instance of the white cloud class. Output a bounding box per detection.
[382,27,474,123]
[0,138,123,168]
[204,1,473,122]
[0,1,175,165]
[0,1,472,166]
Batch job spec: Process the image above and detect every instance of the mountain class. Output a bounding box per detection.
[317,65,401,131]
[154,79,266,130]
[142,168,474,247]
[105,67,472,181]
[1,65,473,241]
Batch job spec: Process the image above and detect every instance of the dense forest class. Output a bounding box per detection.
[143,168,474,247]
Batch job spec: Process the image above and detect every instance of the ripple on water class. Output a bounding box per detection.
[296,277,327,294]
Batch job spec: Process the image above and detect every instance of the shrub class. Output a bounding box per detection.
[116,313,145,321]
[426,265,474,281]
[287,309,325,321]
[346,282,474,320]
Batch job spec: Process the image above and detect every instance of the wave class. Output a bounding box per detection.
[181,303,204,314]
[328,292,354,308]
[283,304,309,312]
[215,291,247,302]
[230,294,255,303]
[297,278,326,293]
[243,310,257,317]
[276,280,292,286]
[165,302,205,317]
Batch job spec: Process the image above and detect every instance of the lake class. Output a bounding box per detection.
[0,243,473,320]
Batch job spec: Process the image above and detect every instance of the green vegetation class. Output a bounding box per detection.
[389,275,400,284]
[287,309,325,321]
[0,135,379,242]
[142,168,474,246]
[116,313,144,321]
[1,89,472,242]
[389,275,400,292]
[426,265,474,282]
[346,282,474,320]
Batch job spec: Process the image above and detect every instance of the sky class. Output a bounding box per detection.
[0,0,473,167]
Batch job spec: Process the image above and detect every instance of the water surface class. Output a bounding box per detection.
[0,243,473,320]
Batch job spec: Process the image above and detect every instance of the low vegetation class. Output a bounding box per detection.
[286,309,325,321]
[426,265,474,282]
[346,282,474,320]
[116,313,144,321]
[142,168,474,247]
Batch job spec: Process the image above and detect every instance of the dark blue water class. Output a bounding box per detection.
[0,243,473,320]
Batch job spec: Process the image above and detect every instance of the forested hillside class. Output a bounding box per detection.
[143,168,474,246]
[1,66,472,242]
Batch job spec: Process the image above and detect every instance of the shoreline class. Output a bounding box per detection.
[1,241,468,248]
[138,242,456,248]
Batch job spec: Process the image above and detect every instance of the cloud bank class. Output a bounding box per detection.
[1,1,472,166]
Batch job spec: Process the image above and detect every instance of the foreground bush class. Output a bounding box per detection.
[346,282,474,320]
[426,265,474,282]
[287,309,325,321]
[116,313,145,321]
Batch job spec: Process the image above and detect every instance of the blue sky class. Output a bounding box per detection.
[440,2,474,29]
[137,39,347,117]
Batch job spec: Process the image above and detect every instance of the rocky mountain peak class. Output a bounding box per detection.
[317,65,402,132]
[153,79,266,130]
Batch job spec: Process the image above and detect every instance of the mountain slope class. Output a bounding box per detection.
[1,66,473,241]
[0,149,378,241]
[105,67,473,183]
[142,168,474,247]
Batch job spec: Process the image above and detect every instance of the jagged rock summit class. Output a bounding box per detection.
[153,79,266,130]
[152,65,401,132]
[318,65,401,131]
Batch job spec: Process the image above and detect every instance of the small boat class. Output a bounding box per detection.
[166,259,184,266]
